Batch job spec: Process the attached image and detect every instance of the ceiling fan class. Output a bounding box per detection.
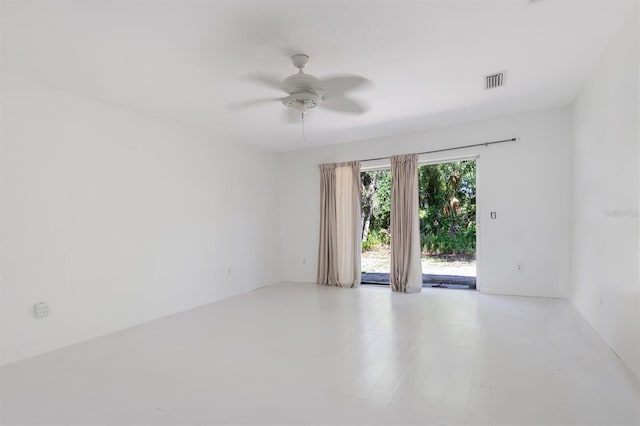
[228,54,373,123]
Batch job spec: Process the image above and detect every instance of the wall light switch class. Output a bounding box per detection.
[490,212,497,219]
[34,302,49,318]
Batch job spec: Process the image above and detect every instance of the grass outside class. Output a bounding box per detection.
[362,246,476,277]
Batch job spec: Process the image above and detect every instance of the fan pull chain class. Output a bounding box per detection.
[301,112,306,144]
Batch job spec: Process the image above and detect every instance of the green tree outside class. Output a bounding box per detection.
[360,160,476,256]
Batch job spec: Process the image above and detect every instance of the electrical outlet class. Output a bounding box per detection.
[34,302,49,318]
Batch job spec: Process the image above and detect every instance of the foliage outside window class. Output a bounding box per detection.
[360,160,476,256]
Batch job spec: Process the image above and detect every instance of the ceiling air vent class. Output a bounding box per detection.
[485,71,506,90]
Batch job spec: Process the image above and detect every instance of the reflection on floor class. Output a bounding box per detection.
[361,272,476,289]
[1,283,638,425]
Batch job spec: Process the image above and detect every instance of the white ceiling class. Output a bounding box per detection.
[0,0,636,151]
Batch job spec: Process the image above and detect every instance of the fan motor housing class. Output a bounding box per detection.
[282,92,321,112]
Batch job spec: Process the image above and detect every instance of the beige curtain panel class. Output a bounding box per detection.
[317,163,338,286]
[317,161,361,287]
[390,154,423,293]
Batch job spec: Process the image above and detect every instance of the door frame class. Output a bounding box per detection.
[360,154,481,291]
[417,154,480,292]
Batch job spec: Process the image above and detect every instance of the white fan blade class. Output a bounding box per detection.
[321,97,370,114]
[245,73,285,92]
[226,98,283,111]
[320,75,372,96]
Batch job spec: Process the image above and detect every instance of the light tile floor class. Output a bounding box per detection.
[1,283,638,425]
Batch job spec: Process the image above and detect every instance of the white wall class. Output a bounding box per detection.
[0,73,281,366]
[570,11,640,380]
[279,107,573,298]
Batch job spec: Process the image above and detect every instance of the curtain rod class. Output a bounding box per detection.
[358,137,518,163]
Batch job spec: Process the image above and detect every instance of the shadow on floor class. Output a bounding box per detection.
[361,272,476,290]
